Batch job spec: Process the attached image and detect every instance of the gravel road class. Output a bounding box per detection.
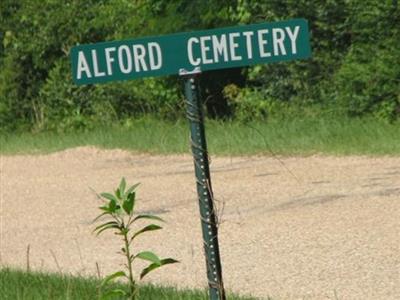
[1,147,399,299]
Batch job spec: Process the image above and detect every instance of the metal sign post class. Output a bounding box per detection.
[180,67,226,300]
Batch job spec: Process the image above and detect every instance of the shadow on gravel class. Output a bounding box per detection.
[270,194,347,211]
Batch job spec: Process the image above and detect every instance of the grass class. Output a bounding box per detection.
[1,116,399,156]
[0,268,257,300]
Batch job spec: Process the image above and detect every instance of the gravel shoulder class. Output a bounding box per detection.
[1,147,399,299]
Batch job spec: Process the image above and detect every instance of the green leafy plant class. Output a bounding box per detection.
[93,178,178,300]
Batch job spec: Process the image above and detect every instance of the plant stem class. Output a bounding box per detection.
[123,227,136,299]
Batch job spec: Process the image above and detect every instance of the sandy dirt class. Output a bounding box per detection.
[1,147,399,299]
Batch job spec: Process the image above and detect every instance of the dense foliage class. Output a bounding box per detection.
[1,0,399,132]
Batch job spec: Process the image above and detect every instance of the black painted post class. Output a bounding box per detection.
[180,68,226,300]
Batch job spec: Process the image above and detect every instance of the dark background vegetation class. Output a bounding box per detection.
[1,0,399,133]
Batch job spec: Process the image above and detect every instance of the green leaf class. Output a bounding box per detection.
[96,224,120,236]
[122,193,135,214]
[109,200,117,212]
[92,211,110,223]
[126,183,140,195]
[139,263,159,280]
[132,214,164,223]
[119,178,126,196]
[161,258,179,265]
[100,193,118,202]
[140,258,179,279]
[115,188,121,200]
[94,221,119,232]
[130,224,162,242]
[101,271,127,287]
[99,205,110,212]
[100,289,127,300]
[122,201,133,215]
[127,191,136,202]
[94,221,120,235]
[135,251,161,265]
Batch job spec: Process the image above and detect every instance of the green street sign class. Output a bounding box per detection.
[71,18,311,85]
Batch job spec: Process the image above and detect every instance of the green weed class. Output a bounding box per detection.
[93,178,178,299]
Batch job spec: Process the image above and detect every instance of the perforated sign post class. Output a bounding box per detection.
[71,19,311,300]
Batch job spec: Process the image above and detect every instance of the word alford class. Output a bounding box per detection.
[76,43,162,79]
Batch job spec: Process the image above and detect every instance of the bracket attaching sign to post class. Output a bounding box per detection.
[180,67,226,300]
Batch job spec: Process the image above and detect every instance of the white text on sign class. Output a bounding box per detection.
[75,26,300,80]
[187,26,300,65]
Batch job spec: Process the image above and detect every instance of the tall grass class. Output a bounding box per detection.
[0,268,256,300]
[1,117,399,155]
